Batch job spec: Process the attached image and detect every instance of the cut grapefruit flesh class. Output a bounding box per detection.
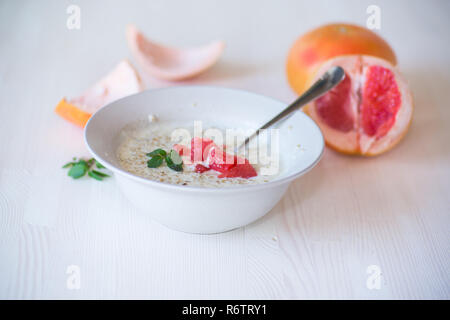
[173,143,189,157]
[190,137,214,162]
[126,25,225,81]
[208,147,239,173]
[315,72,354,132]
[186,138,257,178]
[217,163,257,179]
[210,147,257,179]
[305,55,412,156]
[361,65,401,138]
[194,164,211,173]
[55,60,143,127]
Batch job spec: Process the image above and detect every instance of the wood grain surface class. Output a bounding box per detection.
[0,0,449,299]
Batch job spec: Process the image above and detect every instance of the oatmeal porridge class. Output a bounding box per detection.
[116,118,278,188]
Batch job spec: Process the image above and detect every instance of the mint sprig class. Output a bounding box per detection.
[147,155,164,168]
[146,148,183,172]
[63,158,110,181]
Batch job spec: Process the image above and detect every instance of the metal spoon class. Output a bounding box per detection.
[237,66,345,152]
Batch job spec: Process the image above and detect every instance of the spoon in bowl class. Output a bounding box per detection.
[237,66,345,152]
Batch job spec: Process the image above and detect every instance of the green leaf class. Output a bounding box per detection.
[146,149,167,157]
[95,160,105,169]
[169,149,183,165]
[77,159,88,167]
[91,170,110,178]
[88,170,103,181]
[147,156,164,168]
[166,150,183,172]
[62,162,74,169]
[63,157,110,181]
[68,163,88,179]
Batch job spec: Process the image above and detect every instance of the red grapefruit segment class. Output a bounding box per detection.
[190,137,213,162]
[194,164,211,173]
[218,163,257,179]
[187,138,257,178]
[361,65,401,138]
[315,72,354,132]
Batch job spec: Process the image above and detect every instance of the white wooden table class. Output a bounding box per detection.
[0,0,449,299]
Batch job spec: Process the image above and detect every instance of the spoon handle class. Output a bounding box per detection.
[239,66,345,150]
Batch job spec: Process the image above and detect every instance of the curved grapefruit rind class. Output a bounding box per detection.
[321,118,412,157]
[55,99,92,128]
[54,60,143,128]
[287,23,397,95]
[126,25,225,81]
[304,55,413,156]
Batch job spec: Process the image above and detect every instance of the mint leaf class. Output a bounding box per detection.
[147,149,167,157]
[88,170,103,181]
[95,160,105,169]
[78,159,88,167]
[62,162,74,168]
[166,150,183,172]
[147,156,164,168]
[68,163,88,179]
[91,170,110,178]
[169,149,182,165]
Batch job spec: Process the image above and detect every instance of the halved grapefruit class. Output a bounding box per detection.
[305,55,413,156]
[55,60,143,127]
[287,23,397,95]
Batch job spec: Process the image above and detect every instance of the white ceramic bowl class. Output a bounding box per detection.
[84,86,324,233]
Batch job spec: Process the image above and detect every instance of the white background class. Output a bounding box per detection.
[0,0,449,299]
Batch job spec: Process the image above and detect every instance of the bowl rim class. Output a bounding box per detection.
[84,85,324,193]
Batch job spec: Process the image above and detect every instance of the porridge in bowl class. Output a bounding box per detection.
[116,117,279,188]
[84,86,325,233]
